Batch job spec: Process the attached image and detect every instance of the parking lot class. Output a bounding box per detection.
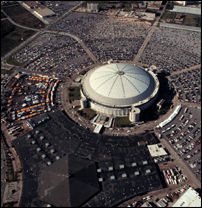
[12,110,164,207]
[170,67,201,104]
[139,27,201,73]
[42,1,79,18]
[156,105,201,181]
[1,72,61,132]
[51,11,151,62]
[1,2,201,207]
[13,33,94,78]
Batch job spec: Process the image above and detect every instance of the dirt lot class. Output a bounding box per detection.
[3,3,45,29]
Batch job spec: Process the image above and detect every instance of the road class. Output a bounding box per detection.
[46,1,84,29]
[1,125,23,207]
[1,2,98,65]
[45,30,99,64]
[169,64,201,76]
[133,2,168,64]
[1,9,40,31]
[1,141,7,207]
[1,31,41,62]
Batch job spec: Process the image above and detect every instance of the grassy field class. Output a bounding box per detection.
[6,56,23,66]
[161,11,176,20]
[78,108,96,120]
[79,70,88,75]
[1,20,35,57]
[3,3,45,29]
[183,14,201,27]
[68,86,81,101]
[1,68,14,75]
[114,116,130,127]
[161,11,201,27]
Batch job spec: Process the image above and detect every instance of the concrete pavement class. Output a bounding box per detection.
[169,64,201,76]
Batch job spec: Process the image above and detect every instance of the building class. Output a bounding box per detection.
[33,5,55,18]
[172,187,201,207]
[147,1,162,10]
[80,63,159,122]
[147,144,167,158]
[87,3,99,12]
[141,201,153,207]
[174,1,187,6]
[22,1,39,9]
[22,1,55,19]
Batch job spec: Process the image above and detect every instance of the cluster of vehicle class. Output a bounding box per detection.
[162,167,187,185]
[1,72,60,123]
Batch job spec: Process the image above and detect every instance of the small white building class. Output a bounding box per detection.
[147,144,167,157]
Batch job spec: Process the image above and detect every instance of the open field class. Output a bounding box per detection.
[114,116,131,127]
[78,108,96,120]
[2,3,45,29]
[183,14,201,27]
[68,86,81,101]
[5,56,23,66]
[1,19,35,57]
[160,11,200,27]
[1,68,14,75]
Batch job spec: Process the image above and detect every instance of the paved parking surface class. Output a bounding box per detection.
[156,105,201,182]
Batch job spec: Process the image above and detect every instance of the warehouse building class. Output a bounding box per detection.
[172,187,201,207]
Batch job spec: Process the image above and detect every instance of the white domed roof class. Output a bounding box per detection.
[82,63,158,107]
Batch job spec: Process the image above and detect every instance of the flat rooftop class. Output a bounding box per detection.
[172,187,201,207]
[147,144,168,157]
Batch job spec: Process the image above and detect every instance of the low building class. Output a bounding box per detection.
[172,187,201,207]
[33,5,55,18]
[129,107,140,122]
[141,201,153,207]
[147,144,167,158]
[22,1,39,9]
[87,3,99,12]
[93,124,103,134]
[174,1,186,6]
[140,12,156,21]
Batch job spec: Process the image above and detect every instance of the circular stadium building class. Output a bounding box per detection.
[80,63,159,122]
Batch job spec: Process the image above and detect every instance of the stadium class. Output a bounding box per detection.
[80,63,159,122]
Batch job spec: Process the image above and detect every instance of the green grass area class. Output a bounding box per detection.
[183,15,201,27]
[161,11,176,20]
[6,56,23,66]
[79,70,87,75]
[1,68,14,75]
[114,116,131,127]
[7,172,15,182]
[1,20,36,57]
[68,86,81,101]
[78,108,96,120]
[3,3,45,29]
